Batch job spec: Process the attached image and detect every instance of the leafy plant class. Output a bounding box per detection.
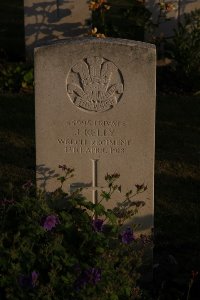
[88,0,153,41]
[0,62,34,93]
[166,9,200,92]
[0,166,152,300]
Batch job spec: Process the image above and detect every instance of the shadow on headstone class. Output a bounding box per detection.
[36,164,59,190]
[69,182,92,193]
[36,164,94,193]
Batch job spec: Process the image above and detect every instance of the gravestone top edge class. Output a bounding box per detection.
[34,37,156,55]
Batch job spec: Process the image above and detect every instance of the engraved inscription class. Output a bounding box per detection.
[58,138,131,155]
[57,119,131,155]
[66,57,124,112]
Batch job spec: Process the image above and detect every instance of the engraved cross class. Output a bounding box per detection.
[69,159,109,205]
[89,159,111,220]
[90,159,102,205]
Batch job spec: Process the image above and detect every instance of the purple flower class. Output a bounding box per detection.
[92,218,104,232]
[75,267,101,290]
[86,268,101,284]
[121,227,135,244]
[31,271,39,287]
[19,271,39,288]
[19,275,32,288]
[43,214,60,231]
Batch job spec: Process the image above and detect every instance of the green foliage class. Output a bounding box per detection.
[166,9,200,93]
[90,0,153,41]
[0,168,151,299]
[0,62,34,93]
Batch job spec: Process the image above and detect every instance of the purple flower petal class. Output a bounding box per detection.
[92,218,104,232]
[31,271,39,287]
[43,214,60,231]
[19,275,32,288]
[75,267,101,290]
[121,227,135,244]
[19,271,39,289]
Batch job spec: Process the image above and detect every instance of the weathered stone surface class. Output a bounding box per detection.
[35,38,156,232]
[24,0,90,58]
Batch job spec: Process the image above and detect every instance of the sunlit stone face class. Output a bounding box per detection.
[35,38,156,233]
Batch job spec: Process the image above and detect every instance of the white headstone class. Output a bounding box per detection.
[35,38,156,232]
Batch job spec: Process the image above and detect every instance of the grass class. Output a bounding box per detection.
[155,96,200,252]
[0,94,35,195]
[154,95,200,298]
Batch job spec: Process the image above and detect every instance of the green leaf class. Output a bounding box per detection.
[57,176,65,183]
[124,286,131,296]
[101,191,111,201]
[23,69,33,83]
[96,247,105,254]
[106,210,117,224]
[110,294,119,300]
[94,203,105,215]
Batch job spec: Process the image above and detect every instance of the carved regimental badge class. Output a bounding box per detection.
[66,57,124,112]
